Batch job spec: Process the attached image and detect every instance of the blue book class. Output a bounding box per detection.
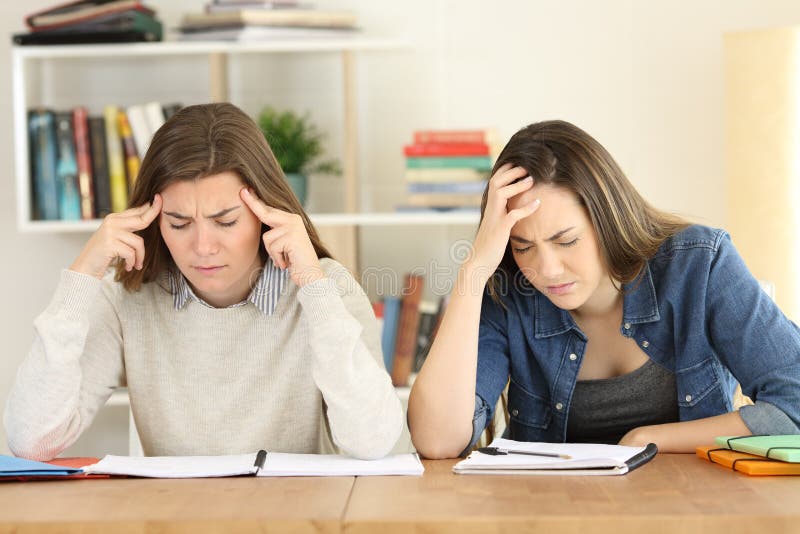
[0,455,83,477]
[381,296,401,373]
[407,181,487,194]
[55,112,82,220]
[28,109,59,220]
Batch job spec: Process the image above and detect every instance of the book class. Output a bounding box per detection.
[391,273,424,387]
[25,0,155,31]
[381,296,401,373]
[715,435,800,462]
[453,438,657,476]
[28,109,60,220]
[406,193,484,208]
[404,143,490,157]
[88,116,112,218]
[405,168,489,183]
[143,101,165,140]
[13,29,159,45]
[31,8,161,35]
[205,1,306,12]
[104,105,128,212]
[117,110,140,193]
[407,181,487,195]
[0,457,105,482]
[54,112,82,220]
[413,130,497,145]
[696,445,800,475]
[413,300,439,373]
[72,107,95,219]
[81,452,424,478]
[125,104,150,159]
[181,9,357,30]
[406,157,494,171]
[178,25,358,41]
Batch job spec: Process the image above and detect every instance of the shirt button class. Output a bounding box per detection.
[642,340,650,348]
[685,394,692,403]
[624,323,631,330]
[511,408,519,416]
[569,353,577,361]
[555,403,563,411]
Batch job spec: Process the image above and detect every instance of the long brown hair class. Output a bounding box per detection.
[483,120,688,298]
[116,102,332,291]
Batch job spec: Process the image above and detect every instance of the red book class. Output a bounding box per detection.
[26,0,154,32]
[391,273,424,387]
[413,130,494,145]
[403,142,490,157]
[72,107,95,220]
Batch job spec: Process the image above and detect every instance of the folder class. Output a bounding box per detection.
[696,446,800,476]
[0,455,103,481]
[715,435,800,463]
[453,438,658,476]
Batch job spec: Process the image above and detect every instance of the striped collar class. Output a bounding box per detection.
[168,258,288,315]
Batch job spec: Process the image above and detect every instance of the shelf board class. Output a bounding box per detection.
[12,37,408,59]
[18,212,480,233]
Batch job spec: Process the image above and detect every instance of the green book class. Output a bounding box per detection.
[406,156,493,170]
[715,435,800,463]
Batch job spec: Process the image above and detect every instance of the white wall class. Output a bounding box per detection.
[2,0,800,457]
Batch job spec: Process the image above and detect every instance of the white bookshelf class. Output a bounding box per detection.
[12,38,481,275]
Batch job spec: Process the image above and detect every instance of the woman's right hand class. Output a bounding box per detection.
[69,195,163,279]
[466,164,540,279]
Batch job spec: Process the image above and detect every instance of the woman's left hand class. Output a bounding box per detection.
[241,188,325,287]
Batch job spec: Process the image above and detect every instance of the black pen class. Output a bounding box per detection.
[478,447,572,459]
[254,449,267,474]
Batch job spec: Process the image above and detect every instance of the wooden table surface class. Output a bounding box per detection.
[1,454,799,533]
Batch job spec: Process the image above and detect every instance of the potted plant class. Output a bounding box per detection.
[257,106,341,206]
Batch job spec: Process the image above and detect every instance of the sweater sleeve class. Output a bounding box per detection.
[3,270,126,460]
[295,260,404,459]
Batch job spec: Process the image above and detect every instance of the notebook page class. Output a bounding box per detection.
[258,453,424,476]
[82,453,260,478]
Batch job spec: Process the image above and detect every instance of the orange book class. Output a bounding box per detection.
[696,446,800,476]
[390,273,424,387]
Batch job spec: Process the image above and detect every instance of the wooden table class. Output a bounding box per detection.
[1,455,799,533]
[344,455,800,534]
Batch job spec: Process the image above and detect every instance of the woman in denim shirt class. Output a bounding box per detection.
[408,120,800,458]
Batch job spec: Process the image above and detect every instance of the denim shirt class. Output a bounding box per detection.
[470,225,800,448]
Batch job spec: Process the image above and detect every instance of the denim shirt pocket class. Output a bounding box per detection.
[676,357,721,408]
[507,379,553,430]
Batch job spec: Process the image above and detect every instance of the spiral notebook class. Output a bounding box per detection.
[453,438,657,476]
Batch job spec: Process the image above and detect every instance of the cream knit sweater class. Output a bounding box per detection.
[4,258,403,461]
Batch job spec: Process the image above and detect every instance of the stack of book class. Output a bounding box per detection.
[398,129,497,213]
[178,1,358,42]
[696,435,800,476]
[14,0,162,46]
[28,102,181,221]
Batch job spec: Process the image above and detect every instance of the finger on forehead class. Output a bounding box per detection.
[241,189,292,222]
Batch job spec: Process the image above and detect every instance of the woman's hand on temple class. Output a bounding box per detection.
[240,188,325,287]
[70,195,163,279]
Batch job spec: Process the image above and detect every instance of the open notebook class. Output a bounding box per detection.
[81,451,424,478]
[453,438,657,476]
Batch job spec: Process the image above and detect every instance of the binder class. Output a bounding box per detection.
[715,435,800,463]
[696,446,800,476]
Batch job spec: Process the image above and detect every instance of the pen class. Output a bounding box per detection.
[477,447,572,459]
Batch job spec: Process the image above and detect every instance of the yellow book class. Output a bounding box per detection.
[117,110,140,194]
[104,105,127,212]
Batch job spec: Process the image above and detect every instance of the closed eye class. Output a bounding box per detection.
[170,222,190,230]
[217,219,238,228]
[559,238,579,248]
[512,246,532,254]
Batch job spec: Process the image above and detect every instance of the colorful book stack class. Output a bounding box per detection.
[178,1,358,42]
[14,0,162,45]
[28,102,181,221]
[696,435,800,476]
[398,129,497,212]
